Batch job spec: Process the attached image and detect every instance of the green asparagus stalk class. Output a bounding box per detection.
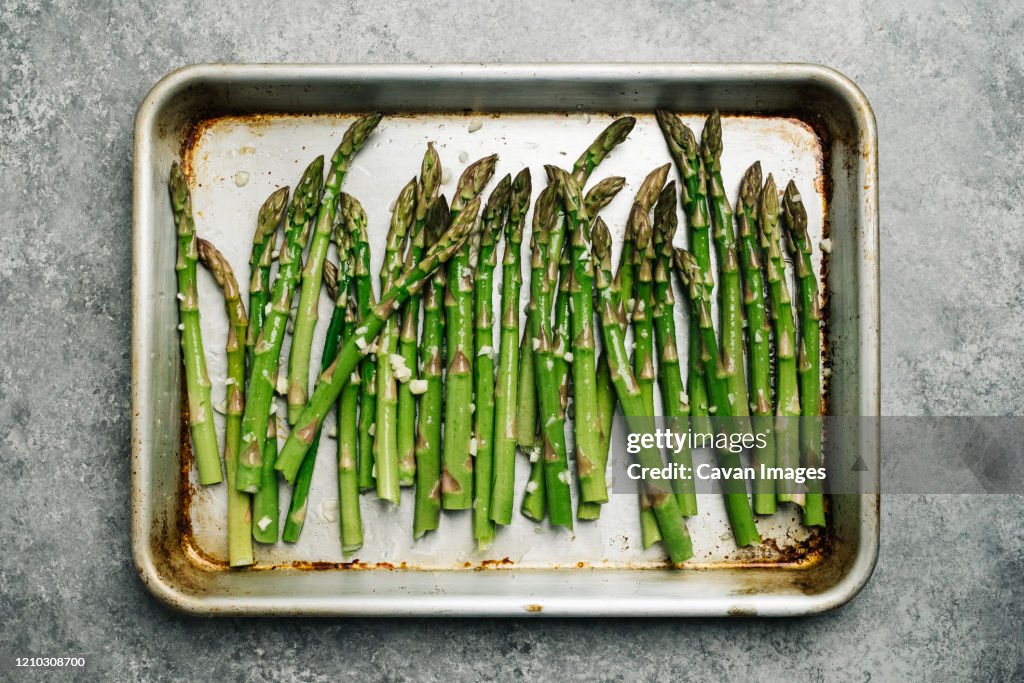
[491,169,532,526]
[337,293,364,554]
[527,189,573,528]
[276,199,482,478]
[443,154,498,510]
[287,114,382,424]
[613,165,669,326]
[652,183,698,516]
[571,116,637,185]
[548,167,607,509]
[580,351,616,521]
[675,249,760,547]
[348,194,377,493]
[782,181,825,527]
[592,220,692,564]
[374,178,417,504]
[550,175,625,423]
[519,188,557,522]
[245,187,288,372]
[616,168,670,537]
[243,190,288,544]
[655,110,713,435]
[473,175,512,549]
[251,417,280,542]
[569,175,625,521]
[736,163,777,515]
[514,330,537,450]
[319,248,363,553]
[551,232,572,416]
[168,163,222,486]
[629,204,662,549]
[397,145,442,487]
[235,157,324,494]
[701,111,750,419]
[631,204,657,415]
[759,176,802,506]
[282,221,353,543]
[413,197,450,538]
[195,239,251,565]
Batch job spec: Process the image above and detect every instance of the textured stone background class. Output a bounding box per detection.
[2,0,1023,680]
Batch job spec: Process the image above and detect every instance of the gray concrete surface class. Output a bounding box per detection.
[2,0,1022,680]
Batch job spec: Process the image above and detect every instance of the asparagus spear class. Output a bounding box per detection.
[675,249,760,547]
[527,194,573,529]
[519,188,557,522]
[195,239,252,566]
[582,352,615,522]
[397,145,442,487]
[737,162,777,515]
[413,197,450,538]
[631,204,657,416]
[592,220,693,564]
[245,187,288,372]
[514,330,537,450]
[782,181,826,528]
[655,110,713,435]
[548,166,608,512]
[348,194,377,493]
[276,199,482,477]
[245,190,288,544]
[759,176,803,506]
[652,183,698,516]
[613,165,669,326]
[337,293,364,554]
[701,111,750,419]
[319,244,364,552]
[251,417,280,542]
[566,175,626,521]
[282,221,353,542]
[615,167,669,539]
[550,176,626,423]
[287,114,383,424]
[491,169,532,526]
[473,175,512,549]
[168,163,221,485]
[571,116,637,183]
[629,204,663,549]
[235,157,324,494]
[549,176,626,421]
[443,155,498,510]
[374,178,417,504]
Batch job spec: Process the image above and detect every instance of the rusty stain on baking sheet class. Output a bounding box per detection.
[171,109,835,575]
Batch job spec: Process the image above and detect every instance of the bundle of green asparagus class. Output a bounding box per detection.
[168,109,826,569]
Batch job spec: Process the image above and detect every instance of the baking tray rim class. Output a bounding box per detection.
[131,62,880,617]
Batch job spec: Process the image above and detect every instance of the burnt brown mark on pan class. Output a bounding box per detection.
[174,377,229,571]
[170,110,836,574]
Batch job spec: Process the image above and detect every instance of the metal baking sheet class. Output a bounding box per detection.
[131,63,879,616]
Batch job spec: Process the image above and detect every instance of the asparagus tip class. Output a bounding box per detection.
[740,161,763,209]
[701,110,723,160]
[761,174,779,218]
[782,180,808,238]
